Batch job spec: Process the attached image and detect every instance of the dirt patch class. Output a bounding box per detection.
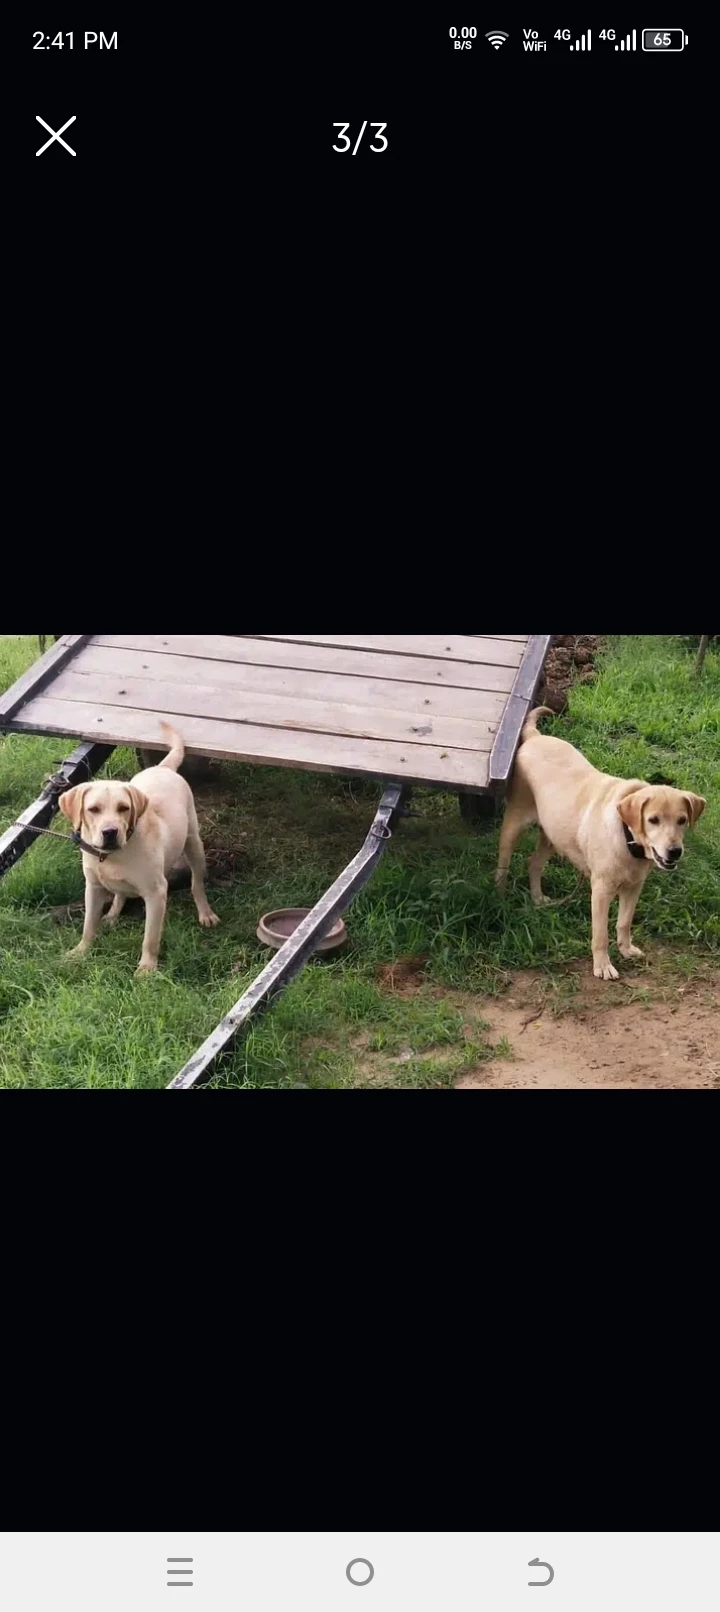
[206,845,252,885]
[538,634,604,714]
[457,970,719,1090]
[375,955,429,992]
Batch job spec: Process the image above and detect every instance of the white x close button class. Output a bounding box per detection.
[36,115,77,156]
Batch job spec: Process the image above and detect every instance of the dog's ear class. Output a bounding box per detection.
[127,787,149,830]
[618,787,650,838]
[682,793,707,827]
[58,784,88,831]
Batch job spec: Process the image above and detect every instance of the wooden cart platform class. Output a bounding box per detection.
[0,634,551,794]
[1,633,552,1087]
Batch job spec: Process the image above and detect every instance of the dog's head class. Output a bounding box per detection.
[618,785,706,871]
[59,781,148,853]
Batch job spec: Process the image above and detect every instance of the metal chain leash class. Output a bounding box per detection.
[10,821,78,844]
[7,759,97,845]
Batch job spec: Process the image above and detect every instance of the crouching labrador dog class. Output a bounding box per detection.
[60,723,220,975]
[496,708,706,981]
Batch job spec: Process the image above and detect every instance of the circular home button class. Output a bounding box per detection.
[347,1559,375,1587]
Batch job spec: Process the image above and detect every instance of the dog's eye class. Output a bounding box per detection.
[118,804,130,814]
[677,816,687,826]
[648,815,660,825]
[87,806,101,815]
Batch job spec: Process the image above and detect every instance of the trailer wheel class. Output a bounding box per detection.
[136,749,216,782]
[459,793,499,832]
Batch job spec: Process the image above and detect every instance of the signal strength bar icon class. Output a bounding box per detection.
[486,31,509,49]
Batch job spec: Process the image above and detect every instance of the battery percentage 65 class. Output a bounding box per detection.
[333,123,388,154]
[641,29,685,50]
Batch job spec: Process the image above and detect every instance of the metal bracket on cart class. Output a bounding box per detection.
[0,742,114,881]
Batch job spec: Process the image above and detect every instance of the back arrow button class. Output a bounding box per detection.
[528,1559,555,1588]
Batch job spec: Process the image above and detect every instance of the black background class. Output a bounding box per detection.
[29,21,206,237]
[31,22,157,189]
[327,10,700,524]
[329,13,695,176]
[17,15,712,1552]
[28,18,215,434]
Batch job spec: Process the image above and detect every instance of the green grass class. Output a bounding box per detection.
[1,634,718,1089]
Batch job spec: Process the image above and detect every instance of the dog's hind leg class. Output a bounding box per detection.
[495,785,538,891]
[184,808,220,930]
[617,883,645,961]
[103,893,127,928]
[529,831,555,907]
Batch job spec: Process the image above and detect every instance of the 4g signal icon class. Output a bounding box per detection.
[486,31,509,49]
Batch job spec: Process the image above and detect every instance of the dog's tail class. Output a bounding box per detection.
[520,705,555,744]
[158,722,185,772]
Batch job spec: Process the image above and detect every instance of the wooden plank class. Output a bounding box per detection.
[66,644,510,723]
[45,669,499,753]
[0,634,92,725]
[93,635,519,693]
[489,634,553,789]
[10,696,491,791]
[250,634,526,668]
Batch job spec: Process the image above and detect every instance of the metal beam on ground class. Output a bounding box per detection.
[168,784,407,1090]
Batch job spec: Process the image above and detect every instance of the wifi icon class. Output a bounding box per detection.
[486,31,509,48]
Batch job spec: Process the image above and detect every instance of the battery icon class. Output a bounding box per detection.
[642,29,686,50]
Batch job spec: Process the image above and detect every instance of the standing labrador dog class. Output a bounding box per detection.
[496,708,706,980]
[60,723,220,974]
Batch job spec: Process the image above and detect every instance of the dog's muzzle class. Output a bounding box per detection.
[652,847,682,871]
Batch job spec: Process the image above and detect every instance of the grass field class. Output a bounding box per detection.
[1,635,718,1090]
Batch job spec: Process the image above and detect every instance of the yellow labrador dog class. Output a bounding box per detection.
[60,723,220,974]
[496,708,706,980]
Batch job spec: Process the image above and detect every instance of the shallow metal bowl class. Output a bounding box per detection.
[257,908,348,953]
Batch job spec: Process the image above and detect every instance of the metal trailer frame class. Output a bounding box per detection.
[168,784,407,1088]
[0,741,115,881]
[0,635,552,1089]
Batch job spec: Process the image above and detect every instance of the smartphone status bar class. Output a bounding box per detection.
[468,27,688,53]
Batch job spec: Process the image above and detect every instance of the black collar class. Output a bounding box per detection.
[73,827,134,864]
[623,822,648,861]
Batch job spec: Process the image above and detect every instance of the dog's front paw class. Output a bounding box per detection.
[66,944,88,962]
[533,894,554,908]
[199,910,221,928]
[594,960,620,982]
[619,943,644,960]
[135,959,158,977]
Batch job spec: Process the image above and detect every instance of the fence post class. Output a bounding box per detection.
[696,635,710,675]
